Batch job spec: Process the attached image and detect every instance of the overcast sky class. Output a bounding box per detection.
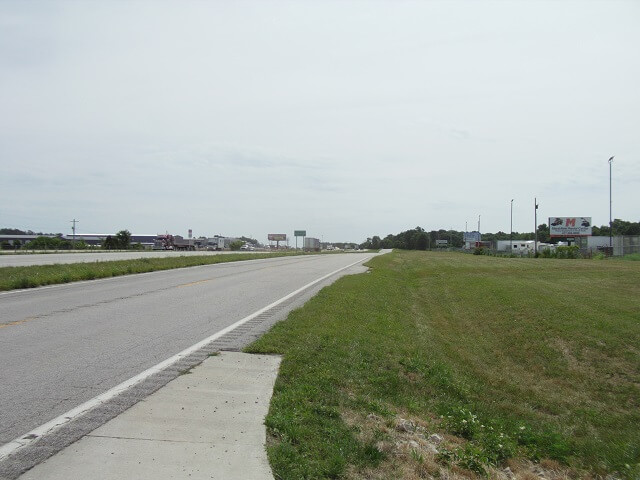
[1,1,638,243]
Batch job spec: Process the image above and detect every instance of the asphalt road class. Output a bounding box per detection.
[0,250,255,267]
[0,253,376,452]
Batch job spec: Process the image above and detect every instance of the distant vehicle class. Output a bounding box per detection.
[206,237,227,251]
[153,234,195,251]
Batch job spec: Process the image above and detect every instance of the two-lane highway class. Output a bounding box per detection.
[0,253,376,455]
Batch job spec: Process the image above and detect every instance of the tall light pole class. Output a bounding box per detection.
[609,156,614,248]
[510,199,514,254]
[534,198,539,257]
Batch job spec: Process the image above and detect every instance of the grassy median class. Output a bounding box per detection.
[0,252,305,291]
[246,251,640,479]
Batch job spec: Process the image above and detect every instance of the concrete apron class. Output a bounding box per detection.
[18,352,281,480]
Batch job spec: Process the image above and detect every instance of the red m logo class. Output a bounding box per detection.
[565,218,576,227]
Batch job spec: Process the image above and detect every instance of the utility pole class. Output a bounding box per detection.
[609,156,614,248]
[534,198,539,257]
[70,219,79,248]
[510,199,514,254]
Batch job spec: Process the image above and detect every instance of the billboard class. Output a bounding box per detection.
[463,231,481,242]
[549,217,592,237]
[268,233,287,241]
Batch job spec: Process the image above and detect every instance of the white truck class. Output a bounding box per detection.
[206,236,228,250]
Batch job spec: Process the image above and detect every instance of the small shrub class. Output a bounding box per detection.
[230,240,244,251]
[455,443,488,475]
[442,408,480,439]
[473,247,484,256]
[556,245,581,259]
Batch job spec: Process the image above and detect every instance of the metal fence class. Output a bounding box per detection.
[580,235,640,257]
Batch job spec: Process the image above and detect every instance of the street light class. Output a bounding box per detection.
[609,156,614,248]
[510,199,514,254]
[534,198,539,257]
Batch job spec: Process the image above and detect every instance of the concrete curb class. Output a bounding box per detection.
[17,352,281,480]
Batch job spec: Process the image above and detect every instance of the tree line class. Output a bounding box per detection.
[0,228,137,250]
[359,219,640,251]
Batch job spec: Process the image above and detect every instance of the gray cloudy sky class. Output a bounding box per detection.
[1,1,638,243]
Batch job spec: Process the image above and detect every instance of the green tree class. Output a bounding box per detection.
[102,235,118,250]
[416,232,428,250]
[536,224,550,243]
[230,240,244,251]
[115,230,132,249]
[27,236,62,250]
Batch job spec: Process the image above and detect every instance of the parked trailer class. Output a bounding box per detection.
[304,237,321,252]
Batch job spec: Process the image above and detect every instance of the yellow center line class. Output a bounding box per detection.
[176,263,281,288]
[0,317,38,329]
[177,279,214,288]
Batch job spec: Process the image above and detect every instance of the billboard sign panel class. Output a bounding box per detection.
[268,233,287,241]
[436,240,448,246]
[294,230,306,237]
[463,231,481,242]
[549,217,592,237]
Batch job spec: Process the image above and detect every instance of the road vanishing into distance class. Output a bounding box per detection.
[0,250,254,267]
[0,252,379,462]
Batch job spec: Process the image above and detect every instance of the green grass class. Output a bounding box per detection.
[246,251,640,479]
[0,252,308,291]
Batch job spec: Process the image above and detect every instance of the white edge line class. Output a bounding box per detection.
[0,254,374,461]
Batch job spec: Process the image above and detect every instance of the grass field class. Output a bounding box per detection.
[246,251,640,479]
[0,251,305,291]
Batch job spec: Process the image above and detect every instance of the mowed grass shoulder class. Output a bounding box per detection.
[246,251,640,479]
[0,252,304,291]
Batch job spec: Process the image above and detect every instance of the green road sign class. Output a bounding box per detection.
[294,230,306,237]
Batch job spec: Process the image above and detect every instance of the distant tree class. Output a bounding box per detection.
[0,228,27,235]
[115,230,132,249]
[1,240,11,250]
[537,224,550,243]
[239,236,258,246]
[74,240,89,250]
[416,232,428,250]
[102,235,118,250]
[230,240,244,251]
[27,236,62,250]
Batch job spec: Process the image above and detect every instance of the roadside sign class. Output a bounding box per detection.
[268,234,287,241]
[294,230,306,237]
[549,217,592,237]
